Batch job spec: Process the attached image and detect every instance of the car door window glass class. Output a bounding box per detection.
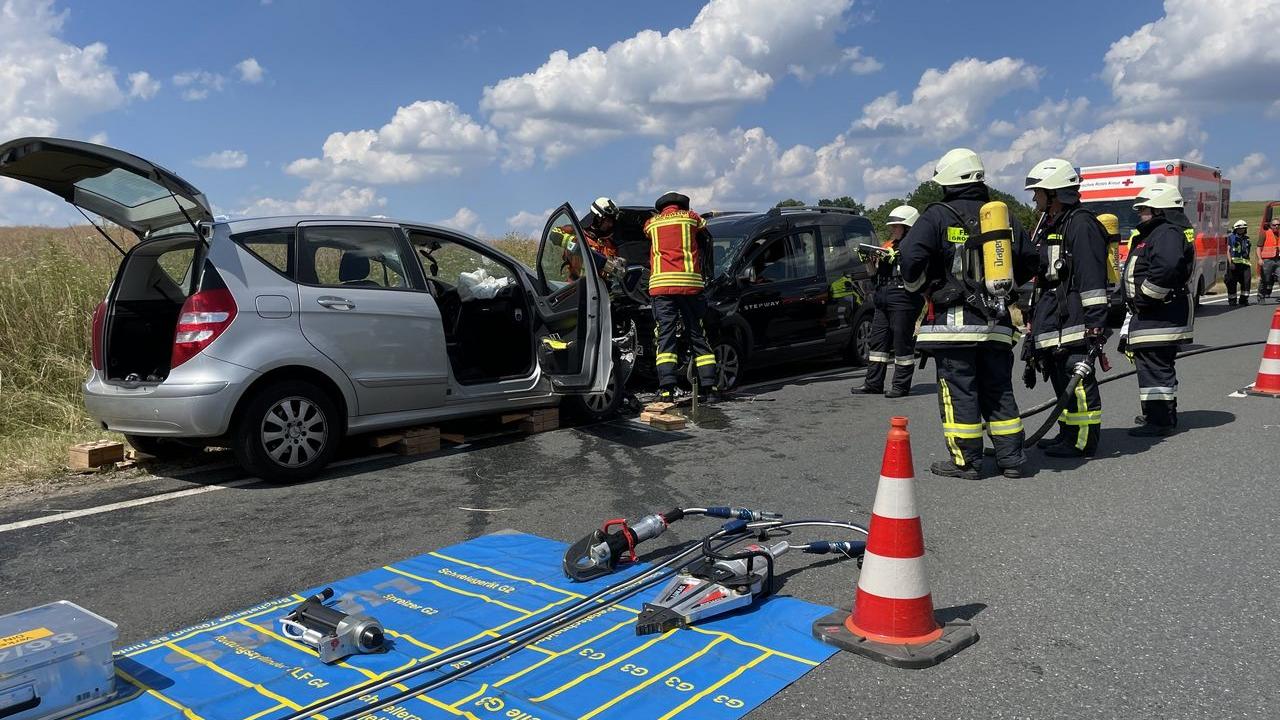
[541,209,586,290]
[409,232,516,300]
[299,226,410,289]
[753,232,818,282]
[789,230,818,279]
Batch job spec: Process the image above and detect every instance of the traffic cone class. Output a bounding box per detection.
[812,416,978,668]
[1245,308,1280,397]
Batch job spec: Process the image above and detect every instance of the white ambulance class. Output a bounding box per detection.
[1079,159,1230,305]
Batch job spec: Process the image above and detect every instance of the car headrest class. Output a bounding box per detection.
[339,253,370,282]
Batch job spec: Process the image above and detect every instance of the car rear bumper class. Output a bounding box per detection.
[83,356,256,437]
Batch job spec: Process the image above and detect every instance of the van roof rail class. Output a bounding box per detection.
[767,205,863,217]
[704,210,754,219]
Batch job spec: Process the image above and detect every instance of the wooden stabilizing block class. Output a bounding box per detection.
[69,440,125,470]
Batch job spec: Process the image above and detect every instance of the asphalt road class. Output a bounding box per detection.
[3,297,1278,719]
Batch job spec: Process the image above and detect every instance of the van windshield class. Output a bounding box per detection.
[1083,200,1141,237]
[710,235,746,275]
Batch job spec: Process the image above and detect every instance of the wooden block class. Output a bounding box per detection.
[644,402,676,414]
[440,432,467,444]
[393,431,440,456]
[69,440,125,470]
[520,408,559,434]
[404,427,439,439]
[500,412,531,425]
[370,432,404,449]
[643,413,686,430]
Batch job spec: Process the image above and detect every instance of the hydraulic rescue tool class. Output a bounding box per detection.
[281,518,867,720]
[563,507,782,582]
[636,532,865,636]
[278,588,385,664]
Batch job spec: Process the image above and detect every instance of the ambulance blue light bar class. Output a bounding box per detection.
[1135,161,1151,175]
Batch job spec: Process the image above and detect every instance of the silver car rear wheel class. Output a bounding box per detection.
[261,396,328,468]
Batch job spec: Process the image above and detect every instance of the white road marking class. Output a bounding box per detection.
[0,478,260,534]
[0,452,395,534]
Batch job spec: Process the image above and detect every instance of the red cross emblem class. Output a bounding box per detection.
[1121,178,1134,186]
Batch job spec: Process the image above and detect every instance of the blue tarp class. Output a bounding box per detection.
[93,532,839,720]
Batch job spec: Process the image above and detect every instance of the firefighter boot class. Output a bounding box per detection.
[929,460,979,481]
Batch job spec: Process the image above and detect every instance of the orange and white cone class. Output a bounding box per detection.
[813,416,978,668]
[1246,308,1280,397]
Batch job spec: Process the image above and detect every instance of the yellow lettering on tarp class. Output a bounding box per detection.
[0,627,52,649]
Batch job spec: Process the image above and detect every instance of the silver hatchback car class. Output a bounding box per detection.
[0,137,612,481]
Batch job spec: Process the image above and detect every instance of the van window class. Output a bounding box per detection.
[298,226,414,290]
[752,231,819,282]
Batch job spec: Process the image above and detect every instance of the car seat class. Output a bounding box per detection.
[339,253,379,287]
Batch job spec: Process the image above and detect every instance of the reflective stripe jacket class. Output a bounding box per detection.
[1029,206,1110,352]
[1123,213,1194,348]
[1227,231,1251,265]
[899,185,1036,350]
[645,207,710,296]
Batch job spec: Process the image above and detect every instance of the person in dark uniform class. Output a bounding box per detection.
[1225,220,1251,306]
[851,204,925,398]
[899,148,1038,480]
[1023,158,1110,458]
[1121,183,1194,437]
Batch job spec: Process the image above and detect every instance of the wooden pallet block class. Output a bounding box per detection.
[644,401,676,414]
[393,427,441,456]
[639,412,687,430]
[369,432,405,449]
[69,440,125,470]
[520,408,559,434]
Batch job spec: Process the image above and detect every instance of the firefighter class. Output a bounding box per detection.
[1259,218,1280,302]
[583,197,621,259]
[899,149,1038,480]
[1023,158,1109,458]
[850,205,924,398]
[644,191,718,400]
[1225,219,1252,306]
[1122,183,1194,437]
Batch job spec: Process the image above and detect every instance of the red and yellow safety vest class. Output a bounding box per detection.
[644,207,708,296]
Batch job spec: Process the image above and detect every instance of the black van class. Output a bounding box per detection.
[603,205,877,392]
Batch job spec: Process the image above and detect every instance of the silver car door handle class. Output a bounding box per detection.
[317,296,356,310]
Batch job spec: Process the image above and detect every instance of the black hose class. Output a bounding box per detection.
[1019,339,1265,419]
[313,519,869,720]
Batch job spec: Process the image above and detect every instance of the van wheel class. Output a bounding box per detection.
[566,364,625,422]
[714,335,744,391]
[233,380,341,482]
[124,434,202,460]
[845,309,873,366]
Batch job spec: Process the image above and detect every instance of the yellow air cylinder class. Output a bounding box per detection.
[1098,213,1121,284]
[978,201,1014,298]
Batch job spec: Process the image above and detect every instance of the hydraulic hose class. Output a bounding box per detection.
[297,519,869,720]
[281,523,758,720]
[1019,339,1265,420]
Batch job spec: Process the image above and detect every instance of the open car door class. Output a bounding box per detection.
[0,137,211,240]
[531,203,612,394]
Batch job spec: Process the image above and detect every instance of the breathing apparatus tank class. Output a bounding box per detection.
[978,202,1014,317]
[1098,213,1121,285]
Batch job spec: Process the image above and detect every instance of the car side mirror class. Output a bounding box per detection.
[737,267,757,284]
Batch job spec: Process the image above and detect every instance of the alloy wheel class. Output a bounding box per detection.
[261,396,328,468]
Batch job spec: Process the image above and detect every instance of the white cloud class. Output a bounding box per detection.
[172,70,226,101]
[127,71,160,99]
[237,182,387,217]
[841,47,882,75]
[287,100,500,184]
[194,150,249,170]
[0,0,135,138]
[236,58,265,84]
[1103,0,1280,110]
[1228,152,1271,184]
[434,207,485,236]
[480,0,862,162]
[852,57,1042,142]
[507,209,553,234]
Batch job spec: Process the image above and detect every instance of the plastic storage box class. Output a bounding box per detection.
[0,601,117,720]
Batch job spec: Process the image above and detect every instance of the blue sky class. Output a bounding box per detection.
[2,0,1278,235]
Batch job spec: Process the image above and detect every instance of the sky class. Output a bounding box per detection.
[2,0,1279,236]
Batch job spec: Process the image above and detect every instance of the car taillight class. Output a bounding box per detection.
[171,288,237,368]
[91,300,107,370]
